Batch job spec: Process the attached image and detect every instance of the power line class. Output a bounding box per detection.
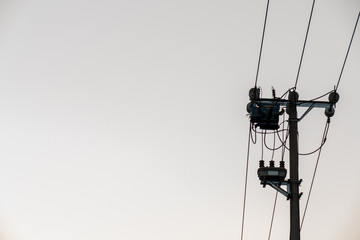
[335,12,360,91]
[268,126,279,240]
[254,0,270,88]
[294,0,316,89]
[268,192,278,240]
[240,124,252,240]
[300,119,330,230]
[271,129,276,160]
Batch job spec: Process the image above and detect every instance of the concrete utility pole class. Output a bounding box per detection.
[288,91,300,240]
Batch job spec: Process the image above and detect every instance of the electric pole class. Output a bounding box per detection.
[288,91,300,240]
[247,88,339,240]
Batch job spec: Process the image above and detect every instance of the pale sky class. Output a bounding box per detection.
[0,0,359,240]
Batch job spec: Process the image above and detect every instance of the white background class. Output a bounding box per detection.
[0,0,359,239]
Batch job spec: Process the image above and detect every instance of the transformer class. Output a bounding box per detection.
[249,102,281,130]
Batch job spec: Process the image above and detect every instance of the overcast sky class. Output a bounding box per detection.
[0,0,359,240]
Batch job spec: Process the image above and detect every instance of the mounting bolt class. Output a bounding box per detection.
[299,192,303,199]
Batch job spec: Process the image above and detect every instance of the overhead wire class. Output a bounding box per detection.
[240,124,252,240]
[300,119,331,230]
[267,113,286,240]
[243,1,271,237]
[254,0,270,88]
[245,3,356,239]
[309,90,334,101]
[299,10,359,233]
[250,124,257,144]
[268,192,278,240]
[294,0,316,90]
[335,12,360,91]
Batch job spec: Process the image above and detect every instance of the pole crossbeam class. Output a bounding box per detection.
[252,98,334,108]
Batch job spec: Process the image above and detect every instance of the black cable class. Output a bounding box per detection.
[309,90,334,101]
[240,124,252,240]
[252,127,288,135]
[276,125,289,147]
[294,0,316,89]
[298,140,326,156]
[271,129,276,160]
[281,140,326,156]
[268,192,278,240]
[300,120,330,230]
[268,113,286,240]
[276,121,329,156]
[264,131,288,151]
[280,113,287,162]
[261,129,265,160]
[250,124,257,144]
[277,88,294,101]
[262,125,290,151]
[254,0,270,87]
[335,12,360,91]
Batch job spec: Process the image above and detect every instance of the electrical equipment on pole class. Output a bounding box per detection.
[240,1,359,239]
[247,88,340,240]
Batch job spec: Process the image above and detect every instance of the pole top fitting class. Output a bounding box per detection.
[249,87,260,100]
[288,91,299,102]
[329,91,340,104]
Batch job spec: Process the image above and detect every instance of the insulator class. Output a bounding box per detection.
[325,105,335,117]
[279,161,285,168]
[249,87,260,100]
[269,160,275,167]
[329,91,340,104]
[259,160,265,168]
[288,91,299,102]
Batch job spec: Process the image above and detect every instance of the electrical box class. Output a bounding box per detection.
[257,167,287,184]
[250,102,280,130]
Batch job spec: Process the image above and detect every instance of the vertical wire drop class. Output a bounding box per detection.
[240,124,253,240]
[268,192,278,240]
[271,130,276,160]
[268,113,287,240]
[261,130,265,160]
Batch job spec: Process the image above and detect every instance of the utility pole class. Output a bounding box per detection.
[248,88,339,240]
[288,91,300,240]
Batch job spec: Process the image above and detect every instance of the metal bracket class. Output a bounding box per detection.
[298,103,315,122]
[264,180,291,200]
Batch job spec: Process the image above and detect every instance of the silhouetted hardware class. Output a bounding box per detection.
[249,102,281,130]
[258,166,287,184]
